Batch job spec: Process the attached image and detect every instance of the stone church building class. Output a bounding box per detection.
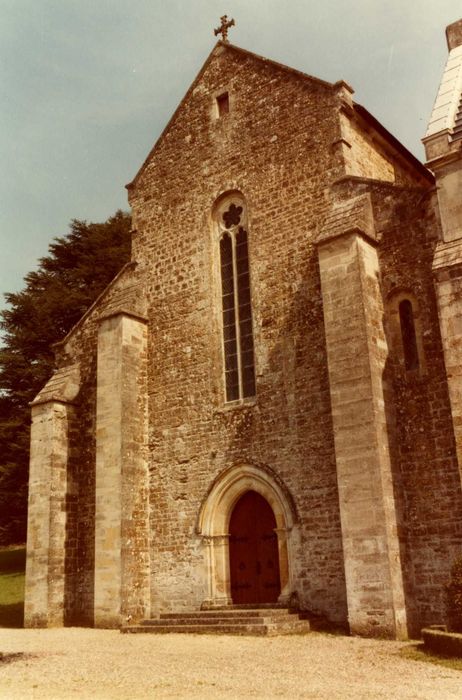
[24,18,462,638]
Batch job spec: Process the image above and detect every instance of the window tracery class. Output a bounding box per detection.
[215,196,256,402]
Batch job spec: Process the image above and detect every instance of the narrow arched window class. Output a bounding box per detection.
[217,197,256,402]
[398,299,419,371]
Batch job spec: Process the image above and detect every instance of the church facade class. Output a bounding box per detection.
[24,19,462,638]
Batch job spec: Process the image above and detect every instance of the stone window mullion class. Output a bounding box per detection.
[231,229,244,401]
[217,196,256,403]
[220,232,239,401]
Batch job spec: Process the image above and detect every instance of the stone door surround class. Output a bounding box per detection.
[197,464,297,608]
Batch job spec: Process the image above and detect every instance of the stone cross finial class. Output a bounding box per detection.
[214,15,235,43]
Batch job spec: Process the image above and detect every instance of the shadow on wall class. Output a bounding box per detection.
[64,367,96,627]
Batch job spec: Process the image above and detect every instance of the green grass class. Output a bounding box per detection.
[0,545,25,627]
[401,642,462,672]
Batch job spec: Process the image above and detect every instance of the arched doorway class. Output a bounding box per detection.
[197,464,297,609]
[229,491,281,604]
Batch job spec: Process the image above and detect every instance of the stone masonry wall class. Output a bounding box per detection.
[317,227,408,637]
[94,312,149,628]
[53,264,146,625]
[342,114,395,183]
[128,45,350,621]
[126,44,443,625]
[29,41,462,633]
[340,110,431,188]
[334,177,462,633]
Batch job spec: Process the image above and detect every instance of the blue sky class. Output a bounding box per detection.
[1,0,461,308]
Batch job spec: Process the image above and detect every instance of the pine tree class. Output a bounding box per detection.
[0,210,131,544]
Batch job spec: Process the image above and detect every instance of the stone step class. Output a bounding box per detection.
[121,606,312,636]
[144,617,265,626]
[158,609,296,620]
[122,620,311,636]
[218,603,288,609]
[124,623,270,635]
[142,615,295,626]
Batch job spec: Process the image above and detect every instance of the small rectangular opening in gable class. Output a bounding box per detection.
[216,92,230,117]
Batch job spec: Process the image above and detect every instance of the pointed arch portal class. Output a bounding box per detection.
[229,490,281,604]
[197,464,297,608]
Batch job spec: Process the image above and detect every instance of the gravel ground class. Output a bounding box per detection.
[0,628,461,699]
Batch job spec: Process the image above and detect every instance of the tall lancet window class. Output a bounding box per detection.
[387,291,425,375]
[217,196,256,402]
[398,299,419,371]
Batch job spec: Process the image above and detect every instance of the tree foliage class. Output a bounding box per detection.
[0,211,131,544]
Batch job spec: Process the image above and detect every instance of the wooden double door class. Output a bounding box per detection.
[229,490,281,604]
